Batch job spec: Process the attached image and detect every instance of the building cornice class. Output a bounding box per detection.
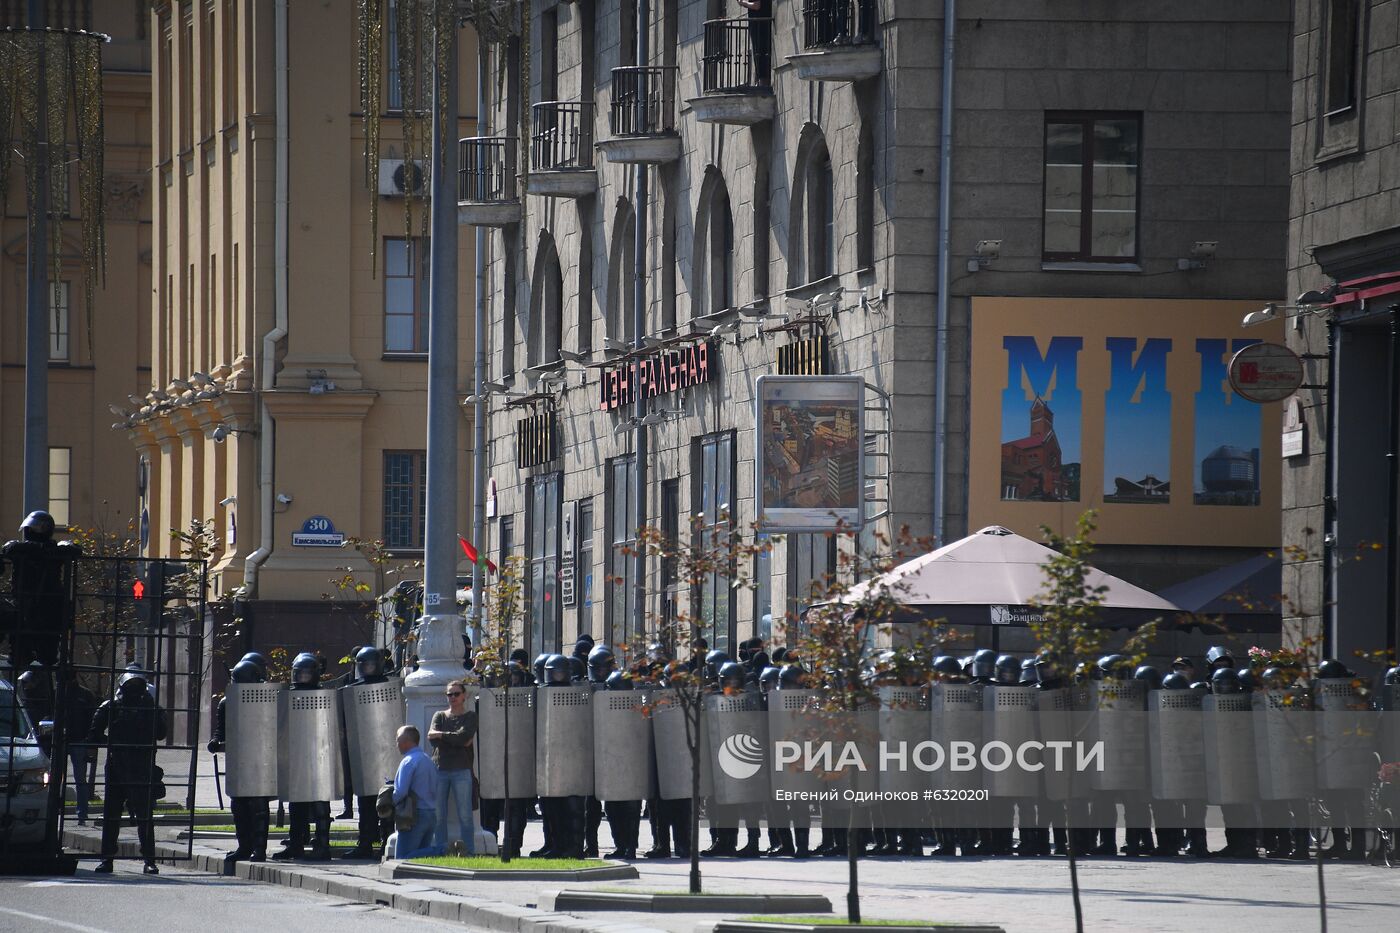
[262,390,379,421]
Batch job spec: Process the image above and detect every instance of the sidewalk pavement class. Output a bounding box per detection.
[64,814,1400,933]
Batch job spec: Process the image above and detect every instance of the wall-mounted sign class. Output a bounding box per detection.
[561,501,577,608]
[516,411,557,468]
[292,515,345,547]
[755,375,865,532]
[599,340,714,412]
[1228,342,1304,403]
[777,335,829,375]
[969,297,1283,547]
[486,477,498,519]
[1282,396,1307,459]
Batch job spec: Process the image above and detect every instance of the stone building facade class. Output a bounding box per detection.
[1283,0,1400,663]
[469,0,1293,658]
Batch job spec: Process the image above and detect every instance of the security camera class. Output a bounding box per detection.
[276,493,293,505]
[1191,240,1218,259]
[211,424,232,443]
[558,349,591,364]
[483,380,511,393]
[218,495,237,507]
[975,239,1002,259]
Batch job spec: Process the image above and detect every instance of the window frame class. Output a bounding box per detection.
[577,497,595,629]
[48,446,72,528]
[526,472,563,654]
[606,453,638,648]
[382,450,427,550]
[1041,112,1142,264]
[691,430,736,655]
[383,236,431,355]
[48,280,71,363]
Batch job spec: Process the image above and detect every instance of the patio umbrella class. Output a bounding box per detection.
[1158,552,1281,633]
[830,525,1181,629]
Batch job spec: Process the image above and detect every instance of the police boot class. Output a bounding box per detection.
[1291,829,1313,861]
[1152,827,1182,857]
[737,829,762,858]
[308,817,333,861]
[927,829,955,857]
[1344,828,1366,861]
[1123,829,1146,857]
[1323,828,1349,859]
[1264,829,1291,859]
[251,806,271,861]
[1093,828,1118,856]
[1052,828,1068,856]
[812,829,835,856]
[768,828,795,856]
[1186,828,1209,858]
[898,830,923,857]
[794,828,811,858]
[827,829,848,857]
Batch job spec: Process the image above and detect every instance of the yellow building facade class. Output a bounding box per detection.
[128,1,478,642]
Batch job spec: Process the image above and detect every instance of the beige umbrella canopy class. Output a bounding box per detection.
[833,525,1180,628]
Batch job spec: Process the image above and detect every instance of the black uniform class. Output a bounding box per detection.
[90,675,166,873]
[208,659,274,866]
[1,512,80,671]
[274,654,333,861]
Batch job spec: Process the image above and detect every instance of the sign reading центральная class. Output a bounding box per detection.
[599,340,713,411]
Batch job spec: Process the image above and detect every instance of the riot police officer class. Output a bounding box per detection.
[209,658,274,866]
[340,646,396,859]
[1120,664,1159,857]
[273,653,334,861]
[1,511,80,672]
[1317,658,1365,861]
[1209,667,1257,859]
[712,660,763,858]
[534,654,585,858]
[1205,646,1234,673]
[601,671,644,858]
[644,659,693,859]
[90,670,166,874]
[582,645,617,856]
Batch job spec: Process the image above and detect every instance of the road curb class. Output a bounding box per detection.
[539,892,833,914]
[387,861,640,882]
[61,829,667,933]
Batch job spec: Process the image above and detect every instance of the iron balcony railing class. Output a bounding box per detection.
[702,17,773,93]
[531,100,595,172]
[801,0,877,49]
[609,66,678,137]
[457,136,516,202]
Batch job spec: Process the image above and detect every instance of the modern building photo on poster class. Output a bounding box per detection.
[968,297,1283,547]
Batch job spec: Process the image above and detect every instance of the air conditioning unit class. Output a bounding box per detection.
[378,159,430,197]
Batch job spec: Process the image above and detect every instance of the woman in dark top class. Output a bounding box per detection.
[428,679,478,854]
[738,0,772,86]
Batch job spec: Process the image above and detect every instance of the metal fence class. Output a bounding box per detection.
[801,0,877,49]
[702,17,773,93]
[530,101,595,172]
[610,66,678,137]
[458,136,517,202]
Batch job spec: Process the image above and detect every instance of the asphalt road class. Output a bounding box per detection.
[0,860,467,933]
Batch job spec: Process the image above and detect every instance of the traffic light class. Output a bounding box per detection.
[140,561,165,629]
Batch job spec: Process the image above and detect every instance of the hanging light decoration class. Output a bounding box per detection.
[358,0,522,275]
[0,25,108,322]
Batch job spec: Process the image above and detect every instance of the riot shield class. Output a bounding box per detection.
[768,688,821,798]
[1147,688,1205,801]
[879,685,931,795]
[225,681,282,798]
[1202,692,1257,805]
[1381,685,1400,764]
[1315,679,1376,791]
[651,689,713,800]
[706,691,769,805]
[1087,680,1147,792]
[536,684,594,797]
[1252,690,1315,801]
[929,682,982,791]
[593,690,656,801]
[277,688,343,803]
[982,684,1038,798]
[341,678,404,796]
[1036,686,1079,801]
[477,686,536,799]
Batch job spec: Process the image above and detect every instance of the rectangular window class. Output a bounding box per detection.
[387,0,402,110]
[222,0,238,125]
[789,533,837,626]
[499,514,515,570]
[159,15,172,162]
[527,472,562,654]
[578,498,594,632]
[180,7,193,151]
[201,0,215,138]
[1042,114,1140,262]
[383,450,426,549]
[1324,0,1361,114]
[48,281,70,362]
[660,479,680,629]
[607,454,638,648]
[692,431,735,654]
[384,236,430,353]
[49,447,71,528]
[540,7,559,101]
[754,534,772,642]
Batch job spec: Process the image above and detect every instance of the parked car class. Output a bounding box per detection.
[0,674,51,850]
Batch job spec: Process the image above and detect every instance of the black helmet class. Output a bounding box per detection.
[1259,665,1285,688]
[20,510,55,543]
[291,652,320,686]
[543,653,572,685]
[971,649,997,680]
[117,670,149,698]
[777,664,805,689]
[1133,664,1162,690]
[573,633,595,658]
[239,652,270,679]
[1189,680,1211,692]
[567,655,586,681]
[647,642,669,663]
[533,653,550,684]
[771,647,787,664]
[705,649,730,681]
[1385,666,1399,686]
[759,666,781,693]
[1033,653,1058,686]
[230,659,264,684]
[1205,646,1234,670]
[1316,658,1350,680]
[356,645,385,680]
[1096,654,1128,680]
[1210,668,1243,695]
[587,645,617,682]
[604,671,634,691]
[509,648,530,665]
[718,661,746,691]
[932,655,964,680]
[994,654,1021,685]
[1018,659,1037,685]
[1236,667,1257,692]
[1161,672,1191,690]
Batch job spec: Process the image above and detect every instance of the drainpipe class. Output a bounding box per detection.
[631,0,650,641]
[245,0,290,596]
[470,39,489,650]
[932,0,956,545]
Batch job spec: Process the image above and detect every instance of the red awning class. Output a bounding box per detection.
[1326,270,1400,308]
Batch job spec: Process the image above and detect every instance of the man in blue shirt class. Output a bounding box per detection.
[392,725,443,858]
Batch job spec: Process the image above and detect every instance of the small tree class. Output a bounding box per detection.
[476,555,524,861]
[1028,511,1157,933]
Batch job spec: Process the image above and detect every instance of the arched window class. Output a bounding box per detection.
[693,168,735,319]
[607,199,637,347]
[529,233,564,367]
[788,125,837,288]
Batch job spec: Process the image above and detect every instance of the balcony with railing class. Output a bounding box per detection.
[789,0,882,82]
[456,136,520,226]
[598,66,682,164]
[688,18,775,126]
[527,101,598,198]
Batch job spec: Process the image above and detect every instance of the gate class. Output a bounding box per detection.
[1,555,206,870]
